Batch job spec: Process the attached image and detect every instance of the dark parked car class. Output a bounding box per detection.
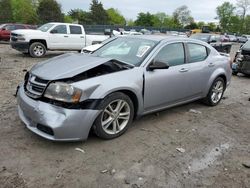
[0,23,36,41]
[232,40,250,75]
[190,33,232,53]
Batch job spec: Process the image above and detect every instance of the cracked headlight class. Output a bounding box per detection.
[44,82,82,103]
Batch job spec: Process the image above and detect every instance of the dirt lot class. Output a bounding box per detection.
[0,44,249,188]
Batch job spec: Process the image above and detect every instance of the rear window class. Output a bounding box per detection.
[188,43,208,63]
[70,26,82,34]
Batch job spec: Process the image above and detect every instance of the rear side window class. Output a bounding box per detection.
[187,43,208,63]
[154,43,185,67]
[70,26,82,34]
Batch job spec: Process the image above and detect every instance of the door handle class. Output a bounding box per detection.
[80,36,84,38]
[179,68,189,72]
[64,35,69,38]
[208,63,215,67]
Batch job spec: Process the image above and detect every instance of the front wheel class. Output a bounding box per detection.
[93,92,134,139]
[203,77,225,106]
[29,42,46,58]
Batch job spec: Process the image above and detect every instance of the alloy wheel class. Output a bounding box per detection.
[211,80,224,103]
[101,99,130,135]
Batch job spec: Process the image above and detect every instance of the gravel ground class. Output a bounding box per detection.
[0,43,250,188]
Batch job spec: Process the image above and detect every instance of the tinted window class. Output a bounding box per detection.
[188,43,208,63]
[15,25,25,29]
[154,43,185,67]
[52,25,67,34]
[70,26,82,34]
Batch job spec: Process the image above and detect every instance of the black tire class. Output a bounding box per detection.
[29,42,46,58]
[93,92,134,140]
[232,71,238,75]
[203,77,226,106]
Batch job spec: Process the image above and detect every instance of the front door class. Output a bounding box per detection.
[49,24,71,50]
[144,42,188,111]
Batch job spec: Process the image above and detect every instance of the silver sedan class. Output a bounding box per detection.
[17,36,232,141]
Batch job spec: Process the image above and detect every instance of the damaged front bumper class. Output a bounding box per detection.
[17,84,101,141]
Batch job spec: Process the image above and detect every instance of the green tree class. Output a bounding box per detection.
[37,0,63,23]
[68,9,91,24]
[185,22,198,29]
[197,21,205,29]
[11,0,37,24]
[216,2,235,32]
[236,0,250,33]
[106,8,126,25]
[163,15,180,28]
[0,0,12,23]
[207,22,217,32]
[173,5,193,26]
[135,12,154,26]
[89,0,109,24]
[126,19,134,26]
[153,12,167,27]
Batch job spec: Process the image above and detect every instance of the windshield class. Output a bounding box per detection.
[38,23,54,32]
[243,40,250,49]
[92,37,157,66]
[190,34,210,42]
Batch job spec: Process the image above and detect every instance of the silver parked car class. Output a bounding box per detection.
[17,36,232,141]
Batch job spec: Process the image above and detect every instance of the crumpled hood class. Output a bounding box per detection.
[30,53,112,80]
[11,29,43,35]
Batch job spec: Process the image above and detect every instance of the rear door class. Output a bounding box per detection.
[68,25,85,50]
[182,43,210,98]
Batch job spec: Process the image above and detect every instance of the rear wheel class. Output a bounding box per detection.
[29,42,46,58]
[203,77,225,106]
[93,92,134,139]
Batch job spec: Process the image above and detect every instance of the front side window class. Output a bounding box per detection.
[154,43,185,67]
[51,25,67,34]
[38,23,54,32]
[187,43,208,63]
[70,26,82,34]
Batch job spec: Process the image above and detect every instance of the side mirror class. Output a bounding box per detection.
[50,29,58,34]
[1,27,6,31]
[148,60,170,71]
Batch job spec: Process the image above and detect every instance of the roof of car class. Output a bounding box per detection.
[122,34,182,42]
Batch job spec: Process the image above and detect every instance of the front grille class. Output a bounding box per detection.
[24,73,49,99]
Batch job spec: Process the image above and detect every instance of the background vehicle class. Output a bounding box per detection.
[190,33,232,53]
[238,35,250,43]
[232,40,250,75]
[17,36,232,141]
[227,35,237,42]
[10,22,109,58]
[0,23,35,41]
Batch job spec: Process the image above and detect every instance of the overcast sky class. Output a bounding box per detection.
[57,0,237,22]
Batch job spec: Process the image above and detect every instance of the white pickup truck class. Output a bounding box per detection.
[10,22,110,57]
